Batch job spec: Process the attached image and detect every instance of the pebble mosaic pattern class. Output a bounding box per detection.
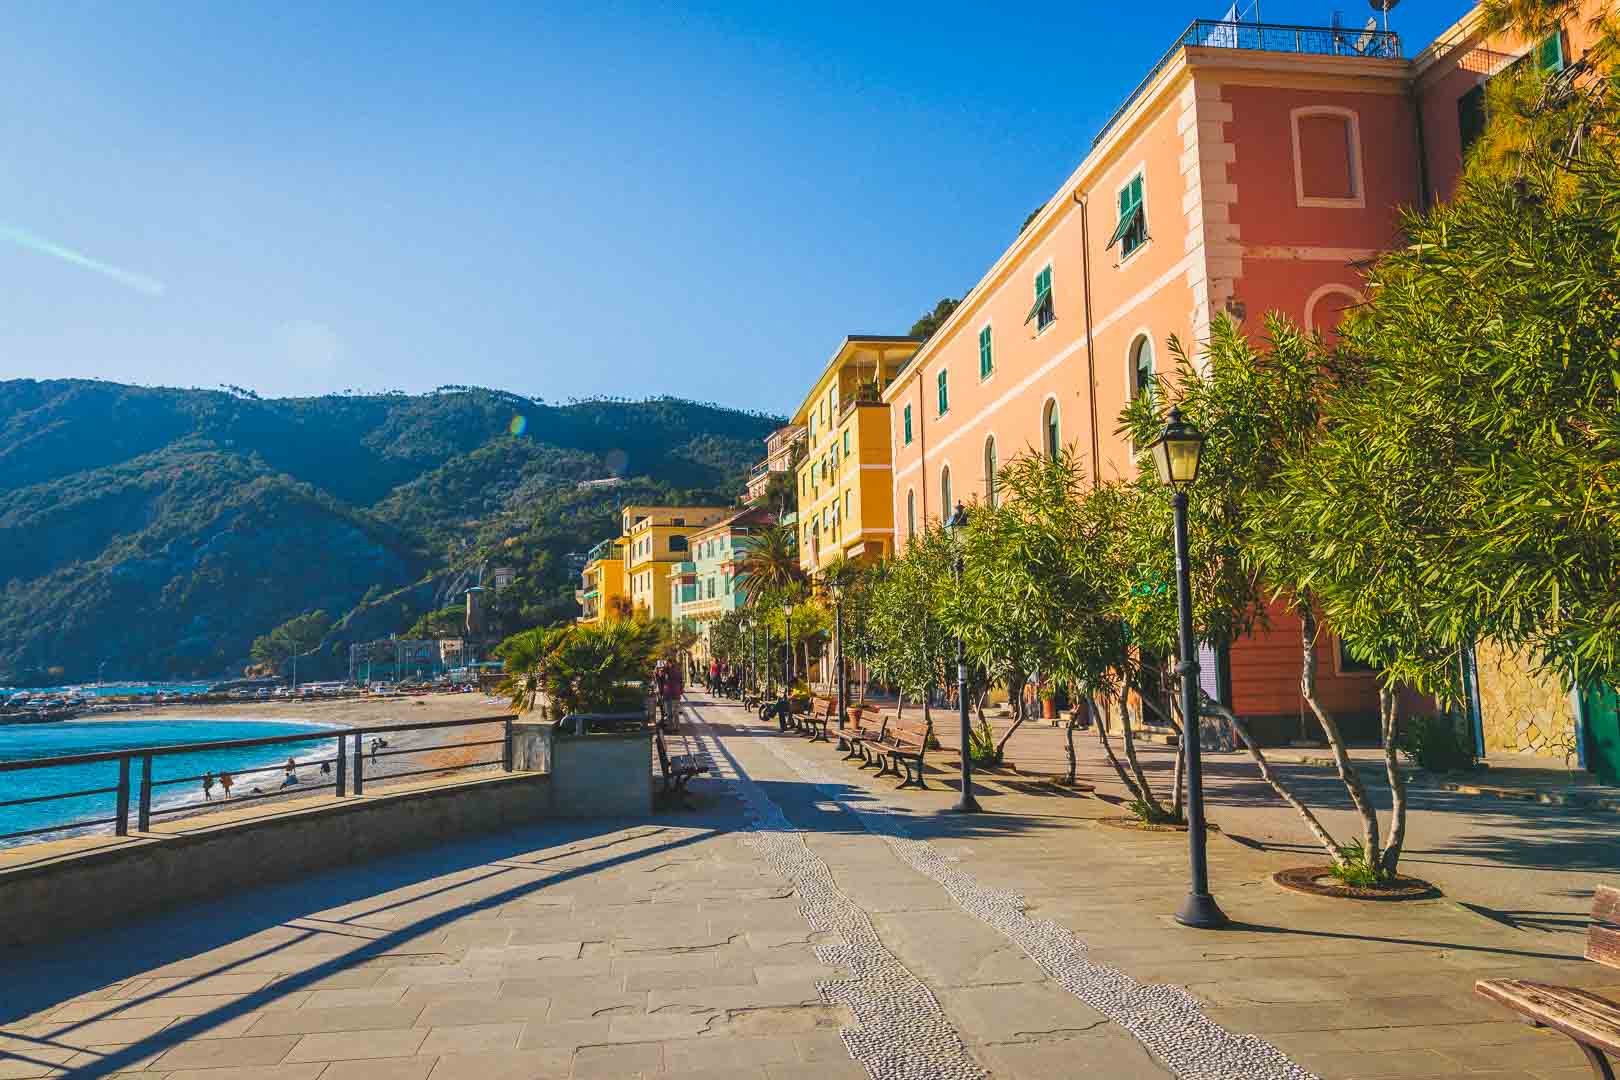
[685,720,987,1080]
[757,731,1322,1080]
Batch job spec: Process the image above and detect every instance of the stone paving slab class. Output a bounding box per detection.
[0,694,1612,1079]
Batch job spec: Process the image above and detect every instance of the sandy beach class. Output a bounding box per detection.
[84,691,521,824]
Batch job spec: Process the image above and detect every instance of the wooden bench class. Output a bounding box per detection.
[842,705,888,765]
[1476,885,1620,1078]
[874,716,932,789]
[655,729,708,803]
[801,697,836,743]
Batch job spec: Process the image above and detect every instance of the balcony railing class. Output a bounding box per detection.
[1094,19,1402,148]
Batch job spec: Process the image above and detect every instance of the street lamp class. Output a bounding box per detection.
[1148,407,1226,930]
[946,502,980,813]
[822,571,848,730]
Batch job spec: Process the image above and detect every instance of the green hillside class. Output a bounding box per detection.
[0,380,778,685]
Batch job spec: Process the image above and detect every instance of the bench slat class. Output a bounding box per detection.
[1475,979,1620,1057]
[1593,885,1620,926]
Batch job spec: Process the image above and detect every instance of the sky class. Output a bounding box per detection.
[0,1,1459,415]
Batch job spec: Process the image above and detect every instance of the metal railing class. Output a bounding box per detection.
[1093,19,1403,148]
[0,715,516,845]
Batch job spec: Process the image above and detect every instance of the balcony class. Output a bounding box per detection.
[1094,19,1402,147]
[586,538,623,563]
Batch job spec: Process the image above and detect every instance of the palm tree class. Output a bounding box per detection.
[735,523,807,715]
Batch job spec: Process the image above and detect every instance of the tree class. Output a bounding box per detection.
[250,611,332,674]
[407,605,465,640]
[495,625,570,714]
[1119,319,1395,874]
[869,524,954,728]
[734,523,808,692]
[496,619,660,718]
[908,298,960,342]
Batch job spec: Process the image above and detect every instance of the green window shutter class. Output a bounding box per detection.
[1025,270,1054,325]
[1130,175,1143,208]
[903,405,912,444]
[843,430,849,454]
[1458,84,1486,156]
[979,326,993,378]
[1537,32,1564,73]
[937,369,949,414]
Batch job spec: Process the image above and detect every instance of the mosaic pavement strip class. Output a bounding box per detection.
[684,718,987,1080]
[753,726,1322,1080]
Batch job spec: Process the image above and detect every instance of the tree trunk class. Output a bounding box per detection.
[1299,601,1381,869]
[1065,708,1079,786]
[1378,684,1408,878]
[1092,693,1143,800]
[1119,684,1167,817]
[1201,696,1342,865]
[994,679,1024,761]
[1171,733,1186,819]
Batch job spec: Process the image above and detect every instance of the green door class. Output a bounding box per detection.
[1582,684,1620,785]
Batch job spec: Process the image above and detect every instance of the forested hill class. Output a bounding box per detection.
[0,380,779,685]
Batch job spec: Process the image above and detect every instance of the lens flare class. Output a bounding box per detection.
[508,415,527,436]
[0,223,165,296]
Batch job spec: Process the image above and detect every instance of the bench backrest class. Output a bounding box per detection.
[1591,885,1620,968]
[890,718,930,747]
[654,731,672,779]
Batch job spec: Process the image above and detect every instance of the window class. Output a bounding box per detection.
[1042,399,1061,459]
[1130,335,1154,401]
[672,518,685,526]
[902,404,913,445]
[984,436,998,508]
[906,490,916,542]
[1338,638,1376,674]
[1537,30,1565,74]
[668,535,687,552]
[940,464,953,516]
[842,429,850,455]
[1026,265,1055,331]
[1108,174,1147,258]
[1291,108,1362,207]
[936,369,949,415]
[979,325,994,379]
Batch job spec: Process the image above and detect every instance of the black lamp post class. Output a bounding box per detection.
[828,576,847,729]
[946,501,980,813]
[1149,407,1227,930]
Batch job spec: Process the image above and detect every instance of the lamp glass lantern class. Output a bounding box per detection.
[1149,407,1205,489]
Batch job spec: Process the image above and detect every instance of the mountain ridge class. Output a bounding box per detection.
[0,379,780,685]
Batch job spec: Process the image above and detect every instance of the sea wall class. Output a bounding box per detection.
[0,771,552,949]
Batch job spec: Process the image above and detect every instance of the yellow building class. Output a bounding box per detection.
[792,335,919,575]
[621,504,731,620]
[576,539,627,625]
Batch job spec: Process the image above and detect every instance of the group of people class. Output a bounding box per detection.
[702,659,742,697]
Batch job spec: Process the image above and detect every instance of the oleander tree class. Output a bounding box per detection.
[1119,318,1387,874]
[869,524,954,727]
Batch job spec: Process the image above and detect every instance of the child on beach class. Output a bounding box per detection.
[203,771,214,800]
[281,757,298,788]
[218,771,234,796]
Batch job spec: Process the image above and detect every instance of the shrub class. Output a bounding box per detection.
[1397,714,1476,773]
[968,717,999,766]
[1329,839,1390,887]
[1126,798,1184,826]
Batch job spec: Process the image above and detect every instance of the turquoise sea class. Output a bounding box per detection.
[0,719,340,845]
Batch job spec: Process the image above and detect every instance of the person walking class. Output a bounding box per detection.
[202,771,215,800]
[282,757,298,788]
[218,771,234,797]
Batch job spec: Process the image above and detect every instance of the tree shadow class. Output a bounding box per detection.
[0,817,718,1077]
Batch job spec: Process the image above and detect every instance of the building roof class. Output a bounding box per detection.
[690,504,776,543]
[790,335,920,425]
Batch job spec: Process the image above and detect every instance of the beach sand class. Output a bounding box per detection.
[99,691,520,821]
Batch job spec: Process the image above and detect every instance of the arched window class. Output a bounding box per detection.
[940,464,953,518]
[984,436,998,508]
[906,489,916,543]
[1130,335,1154,401]
[1042,399,1060,459]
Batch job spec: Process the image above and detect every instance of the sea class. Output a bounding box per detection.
[0,719,341,846]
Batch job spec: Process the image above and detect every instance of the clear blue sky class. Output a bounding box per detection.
[0,2,1456,414]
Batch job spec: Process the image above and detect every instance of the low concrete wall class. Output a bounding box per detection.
[550,730,653,817]
[0,772,552,950]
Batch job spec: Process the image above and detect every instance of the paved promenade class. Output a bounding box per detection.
[1,696,1613,1079]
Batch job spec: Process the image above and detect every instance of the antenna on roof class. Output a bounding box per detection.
[1369,0,1399,34]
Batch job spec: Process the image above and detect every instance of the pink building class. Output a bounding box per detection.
[882,5,1597,742]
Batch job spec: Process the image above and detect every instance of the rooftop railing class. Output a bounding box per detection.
[1093,19,1402,147]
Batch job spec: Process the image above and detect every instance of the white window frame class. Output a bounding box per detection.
[1290,106,1365,209]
